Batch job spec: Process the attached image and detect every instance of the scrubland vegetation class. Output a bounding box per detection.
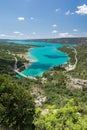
[0,40,87,130]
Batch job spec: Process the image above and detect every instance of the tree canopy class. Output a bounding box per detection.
[0,74,35,130]
[34,99,87,130]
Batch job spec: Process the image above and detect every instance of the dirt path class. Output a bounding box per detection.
[65,47,78,71]
[14,57,18,70]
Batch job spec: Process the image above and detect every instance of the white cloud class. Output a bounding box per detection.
[19,33,24,36]
[13,31,24,36]
[65,10,71,15]
[30,17,34,20]
[52,24,57,27]
[65,10,74,15]
[73,29,78,32]
[59,32,73,37]
[13,31,20,34]
[75,4,87,15]
[55,8,60,12]
[52,30,58,33]
[17,17,25,21]
[32,32,36,35]
[0,34,6,37]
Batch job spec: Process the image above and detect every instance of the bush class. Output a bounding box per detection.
[0,75,35,130]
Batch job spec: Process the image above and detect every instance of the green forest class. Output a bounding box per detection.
[0,41,87,130]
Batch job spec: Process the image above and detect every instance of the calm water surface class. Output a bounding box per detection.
[8,40,73,77]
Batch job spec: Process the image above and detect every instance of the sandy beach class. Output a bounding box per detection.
[17,48,37,63]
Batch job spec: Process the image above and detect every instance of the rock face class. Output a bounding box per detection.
[31,86,46,107]
[35,96,46,107]
[68,76,87,89]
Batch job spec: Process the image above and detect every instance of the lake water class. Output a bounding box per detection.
[8,40,73,77]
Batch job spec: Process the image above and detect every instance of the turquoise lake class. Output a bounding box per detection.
[8,40,74,77]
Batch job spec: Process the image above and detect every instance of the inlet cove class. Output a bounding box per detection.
[8,40,74,77]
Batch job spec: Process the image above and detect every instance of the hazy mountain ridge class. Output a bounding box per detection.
[0,37,87,45]
[25,37,87,44]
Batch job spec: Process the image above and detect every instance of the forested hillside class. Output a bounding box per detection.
[0,41,87,130]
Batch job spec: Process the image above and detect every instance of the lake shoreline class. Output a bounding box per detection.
[10,41,72,77]
[17,48,37,63]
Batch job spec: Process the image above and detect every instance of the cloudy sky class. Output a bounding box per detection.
[0,0,87,39]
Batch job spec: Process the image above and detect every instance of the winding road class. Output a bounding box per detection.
[65,47,78,71]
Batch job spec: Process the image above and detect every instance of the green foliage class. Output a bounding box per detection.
[59,46,75,65]
[59,44,87,79]
[0,74,35,130]
[34,99,87,130]
[0,42,34,54]
[69,44,87,79]
[0,42,35,75]
[0,41,87,130]
[37,69,87,108]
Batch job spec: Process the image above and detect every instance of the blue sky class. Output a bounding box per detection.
[0,0,87,39]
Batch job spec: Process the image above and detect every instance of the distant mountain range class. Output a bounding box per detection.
[26,37,87,45]
[0,37,87,45]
